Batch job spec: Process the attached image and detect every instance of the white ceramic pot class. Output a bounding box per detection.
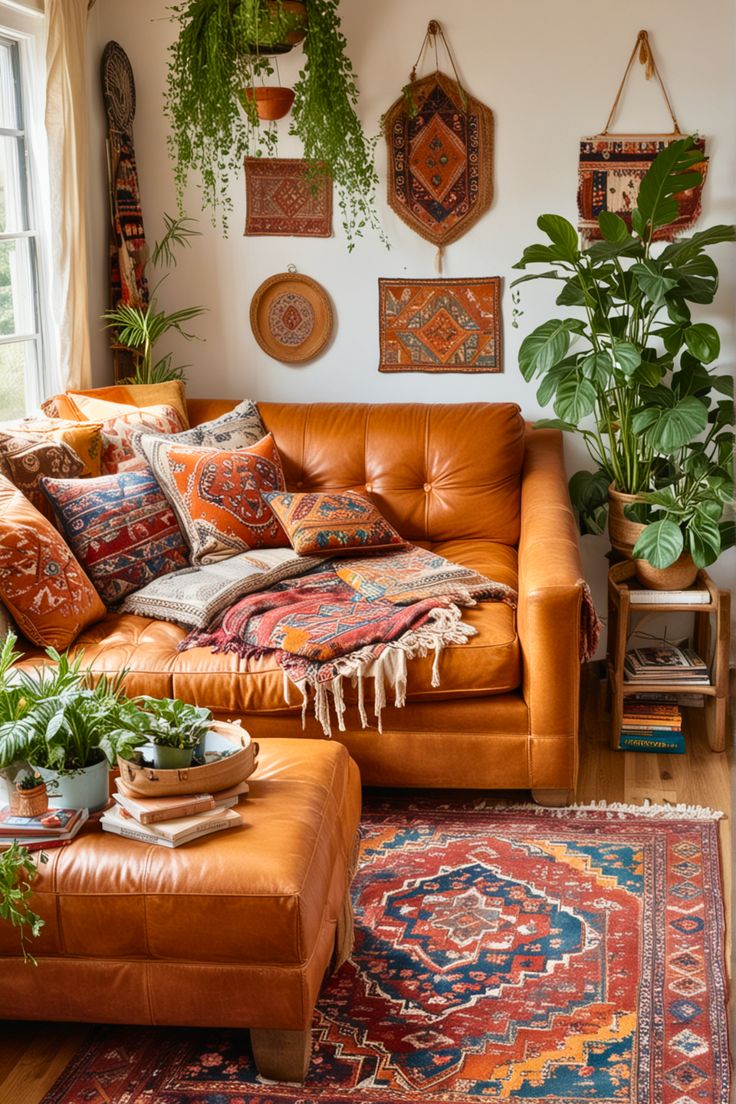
[142,744,194,770]
[33,757,110,812]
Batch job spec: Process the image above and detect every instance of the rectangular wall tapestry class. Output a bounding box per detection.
[244,158,332,237]
[378,277,502,373]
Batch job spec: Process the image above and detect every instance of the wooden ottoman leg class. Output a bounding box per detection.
[250,1027,312,1082]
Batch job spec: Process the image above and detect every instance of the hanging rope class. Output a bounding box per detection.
[603,29,681,135]
[408,20,468,108]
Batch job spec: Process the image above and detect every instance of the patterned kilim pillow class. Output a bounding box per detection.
[128,399,266,459]
[141,433,288,565]
[0,429,84,518]
[16,418,103,476]
[0,475,105,647]
[41,467,190,606]
[99,404,185,473]
[264,490,407,555]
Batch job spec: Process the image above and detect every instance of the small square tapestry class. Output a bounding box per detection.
[244,158,332,237]
[378,277,502,373]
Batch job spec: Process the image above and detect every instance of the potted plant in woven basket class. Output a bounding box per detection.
[112,697,213,770]
[512,137,735,579]
[13,773,48,818]
[166,0,382,247]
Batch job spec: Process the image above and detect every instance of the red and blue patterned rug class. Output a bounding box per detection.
[42,797,729,1103]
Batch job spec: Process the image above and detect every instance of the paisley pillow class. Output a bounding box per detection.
[141,433,288,564]
[263,490,407,556]
[99,404,185,473]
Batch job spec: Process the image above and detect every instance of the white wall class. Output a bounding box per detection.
[86,0,736,639]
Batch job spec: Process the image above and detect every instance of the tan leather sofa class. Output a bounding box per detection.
[21,400,587,804]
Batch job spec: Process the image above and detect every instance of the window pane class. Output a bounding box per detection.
[0,339,35,419]
[0,39,21,131]
[0,135,27,232]
[0,237,37,337]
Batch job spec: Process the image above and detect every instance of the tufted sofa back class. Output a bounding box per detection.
[187,400,526,546]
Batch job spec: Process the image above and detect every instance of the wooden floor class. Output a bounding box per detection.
[0,664,731,1104]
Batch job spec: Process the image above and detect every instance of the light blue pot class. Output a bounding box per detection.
[33,757,109,812]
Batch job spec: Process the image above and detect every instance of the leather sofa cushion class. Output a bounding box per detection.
[0,740,361,966]
[16,540,519,710]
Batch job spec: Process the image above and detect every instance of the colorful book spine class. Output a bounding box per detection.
[619,730,686,753]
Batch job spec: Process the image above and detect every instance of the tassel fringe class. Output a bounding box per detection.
[473,799,724,821]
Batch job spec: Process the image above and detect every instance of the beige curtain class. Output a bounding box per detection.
[44,0,92,391]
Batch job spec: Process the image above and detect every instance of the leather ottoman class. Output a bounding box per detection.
[0,739,362,1082]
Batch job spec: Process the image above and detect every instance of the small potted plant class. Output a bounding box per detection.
[103,213,206,385]
[114,697,213,770]
[13,772,48,818]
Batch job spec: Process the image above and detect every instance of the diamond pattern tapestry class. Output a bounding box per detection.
[384,71,494,249]
[244,158,332,237]
[379,277,502,373]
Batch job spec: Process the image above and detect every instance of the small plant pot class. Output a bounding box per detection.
[149,746,194,771]
[608,484,646,557]
[246,0,308,54]
[34,758,109,812]
[242,85,295,120]
[634,553,698,591]
[14,781,48,818]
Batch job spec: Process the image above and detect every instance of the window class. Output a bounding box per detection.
[0,22,47,419]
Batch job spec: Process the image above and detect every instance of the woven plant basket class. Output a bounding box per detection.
[608,484,646,556]
[634,552,698,590]
[14,782,49,818]
[117,721,258,798]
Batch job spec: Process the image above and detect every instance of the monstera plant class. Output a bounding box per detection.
[512,137,735,571]
[166,0,382,248]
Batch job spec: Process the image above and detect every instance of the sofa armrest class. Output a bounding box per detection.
[517,428,585,790]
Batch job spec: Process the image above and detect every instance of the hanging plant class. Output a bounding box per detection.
[166,0,383,247]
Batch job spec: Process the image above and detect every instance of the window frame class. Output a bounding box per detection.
[0,2,52,416]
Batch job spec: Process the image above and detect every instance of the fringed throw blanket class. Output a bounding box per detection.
[182,546,515,735]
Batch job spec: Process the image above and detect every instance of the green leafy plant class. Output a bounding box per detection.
[0,844,46,965]
[512,137,735,568]
[113,697,213,752]
[103,214,206,384]
[166,0,383,248]
[16,771,43,791]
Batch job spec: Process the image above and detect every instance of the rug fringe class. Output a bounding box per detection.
[476,799,725,820]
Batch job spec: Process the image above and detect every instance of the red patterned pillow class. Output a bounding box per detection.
[0,475,105,648]
[42,467,190,606]
[140,433,288,564]
[263,491,407,555]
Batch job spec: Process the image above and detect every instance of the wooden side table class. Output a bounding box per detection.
[606,561,731,752]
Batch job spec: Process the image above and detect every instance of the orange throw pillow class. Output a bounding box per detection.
[141,433,288,564]
[0,475,105,648]
[264,490,407,555]
[42,381,189,430]
[17,417,103,477]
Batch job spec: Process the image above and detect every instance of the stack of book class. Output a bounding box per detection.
[619,700,684,753]
[623,644,710,687]
[100,780,248,848]
[0,806,89,852]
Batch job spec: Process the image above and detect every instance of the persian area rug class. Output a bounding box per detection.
[244,157,332,237]
[383,71,494,250]
[379,277,501,372]
[42,800,729,1104]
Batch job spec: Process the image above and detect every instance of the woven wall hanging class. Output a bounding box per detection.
[244,158,332,237]
[250,267,333,364]
[383,21,494,271]
[578,29,707,241]
[378,277,502,374]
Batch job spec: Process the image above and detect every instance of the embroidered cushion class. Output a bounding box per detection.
[0,429,84,517]
[41,381,189,429]
[99,404,185,474]
[128,399,266,458]
[14,418,103,477]
[41,467,190,607]
[264,491,407,556]
[0,475,105,648]
[141,433,288,564]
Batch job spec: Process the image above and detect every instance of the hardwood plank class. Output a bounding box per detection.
[0,1023,87,1104]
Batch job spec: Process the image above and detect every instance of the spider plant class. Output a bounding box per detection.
[103,213,206,384]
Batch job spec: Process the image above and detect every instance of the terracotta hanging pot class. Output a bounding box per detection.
[607,484,646,557]
[634,551,698,591]
[246,0,308,55]
[242,85,295,120]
